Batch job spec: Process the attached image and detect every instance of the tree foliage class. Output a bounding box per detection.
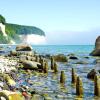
[0,15,6,24]
[6,23,45,36]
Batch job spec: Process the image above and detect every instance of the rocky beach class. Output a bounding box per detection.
[0,37,99,100]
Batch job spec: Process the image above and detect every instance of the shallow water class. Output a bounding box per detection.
[17,61,99,100]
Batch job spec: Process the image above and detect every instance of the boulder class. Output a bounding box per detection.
[75,60,88,64]
[22,60,41,70]
[19,55,27,62]
[31,94,41,100]
[87,69,97,80]
[4,74,16,86]
[16,44,32,51]
[26,56,35,61]
[90,36,100,56]
[69,56,78,60]
[54,54,68,62]
[0,90,24,100]
[84,56,89,59]
[99,70,100,73]
[94,59,100,64]
[10,50,17,56]
[90,49,100,56]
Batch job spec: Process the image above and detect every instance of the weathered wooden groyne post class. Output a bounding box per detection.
[41,58,45,70]
[76,76,83,97]
[44,61,48,74]
[72,68,77,85]
[51,56,54,70]
[36,55,39,62]
[94,75,100,97]
[39,55,42,63]
[60,71,65,84]
[54,62,58,73]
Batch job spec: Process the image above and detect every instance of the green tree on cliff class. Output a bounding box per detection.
[0,15,6,24]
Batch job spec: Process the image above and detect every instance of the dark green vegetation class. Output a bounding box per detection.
[0,31,10,44]
[0,15,6,24]
[0,15,45,44]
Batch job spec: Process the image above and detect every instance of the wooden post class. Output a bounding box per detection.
[36,55,39,62]
[60,71,65,84]
[51,56,54,70]
[76,76,83,97]
[41,58,45,70]
[72,68,77,85]
[94,75,100,97]
[44,61,48,73]
[54,62,58,73]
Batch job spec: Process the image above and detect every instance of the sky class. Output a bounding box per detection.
[0,0,100,45]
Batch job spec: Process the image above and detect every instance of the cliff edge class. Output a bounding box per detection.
[0,15,46,44]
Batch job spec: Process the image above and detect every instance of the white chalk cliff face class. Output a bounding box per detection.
[20,34,46,45]
[0,23,7,37]
[0,23,15,44]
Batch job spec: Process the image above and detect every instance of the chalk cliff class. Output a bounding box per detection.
[0,15,46,44]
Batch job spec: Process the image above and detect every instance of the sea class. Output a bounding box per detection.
[0,45,94,56]
[32,45,94,56]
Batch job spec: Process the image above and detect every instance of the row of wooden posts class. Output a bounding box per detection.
[36,56,100,97]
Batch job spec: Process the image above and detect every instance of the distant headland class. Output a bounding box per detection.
[0,15,46,44]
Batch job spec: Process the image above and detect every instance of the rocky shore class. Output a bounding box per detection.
[0,42,99,100]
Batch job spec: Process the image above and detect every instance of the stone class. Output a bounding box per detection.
[16,44,32,51]
[87,69,97,80]
[31,94,41,100]
[90,49,100,56]
[19,55,27,62]
[56,95,64,99]
[84,56,89,59]
[54,54,68,62]
[94,59,100,64]
[4,74,16,86]
[69,56,78,60]
[26,56,35,61]
[22,60,41,70]
[90,36,100,56]
[44,97,53,100]
[10,50,17,56]
[9,93,24,100]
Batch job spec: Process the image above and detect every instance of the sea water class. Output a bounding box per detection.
[32,45,94,56]
[0,45,94,55]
